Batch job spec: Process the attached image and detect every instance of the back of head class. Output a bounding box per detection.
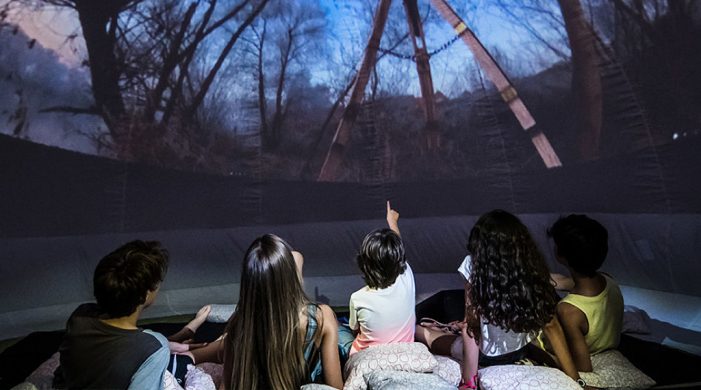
[357,228,406,289]
[224,234,312,390]
[548,214,608,277]
[466,210,557,334]
[93,240,169,319]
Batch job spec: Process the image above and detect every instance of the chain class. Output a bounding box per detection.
[377,30,466,61]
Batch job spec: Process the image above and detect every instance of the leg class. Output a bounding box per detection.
[168,305,212,343]
[187,335,225,364]
[337,323,355,368]
[415,324,460,355]
[416,324,478,386]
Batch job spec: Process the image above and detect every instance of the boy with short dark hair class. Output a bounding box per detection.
[56,240,171,389]
[347,202,416,354]
[549,214,624,372]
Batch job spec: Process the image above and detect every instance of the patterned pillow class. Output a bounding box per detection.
[25,352,60,390]
[479,365,581,390]
[432,355,461,386]
[301,384,340,390]
[162,370,184,390]
[195,362,223,389]
[343,343,438,390]
[206,304,236,323]
[364,370,455,390]
[579,350,655,389]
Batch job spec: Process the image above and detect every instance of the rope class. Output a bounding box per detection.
[377,30,466,61]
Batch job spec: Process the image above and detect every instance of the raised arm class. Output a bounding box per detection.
[386,201,400,236]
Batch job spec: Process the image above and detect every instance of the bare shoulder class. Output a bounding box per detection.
[318,304,338,332]
[557,302,587,329]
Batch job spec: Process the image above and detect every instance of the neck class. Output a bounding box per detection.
[570,271,605,296]
[101,306,142,330]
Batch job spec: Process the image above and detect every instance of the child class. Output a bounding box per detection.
[416,210,585,389]
[346,201,416,355]
[549,214,624,372]
[56,240,172,389]
[221,234,343,389]
[55,240,220,389]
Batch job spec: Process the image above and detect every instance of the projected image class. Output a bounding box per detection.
[1,0,699,181]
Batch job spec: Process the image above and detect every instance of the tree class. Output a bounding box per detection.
[243,0,325,150]
[7,0,269,168]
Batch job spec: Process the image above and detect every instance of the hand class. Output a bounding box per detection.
[169,341,190,353]
[169,340,208,353]
[386,201,400,235]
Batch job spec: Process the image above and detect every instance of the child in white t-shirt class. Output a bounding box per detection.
[416,210,585,389]
[345,201,416,355]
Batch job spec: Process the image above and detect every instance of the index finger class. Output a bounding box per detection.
[386,200,391,212]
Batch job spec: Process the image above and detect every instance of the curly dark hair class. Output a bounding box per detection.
[465,210,557,338]
[357,228,406,289]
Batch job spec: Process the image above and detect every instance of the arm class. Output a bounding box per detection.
[386,201,400,236]
[319,304,344,389]
[542,316,581,382]
[130,331,170,390]
[460,280,479,387]
[557,302,593,372]
[551,273,575,291]
[457,322,479,388]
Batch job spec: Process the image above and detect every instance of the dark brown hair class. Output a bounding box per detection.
[465,210,557,337]
[357,228,406,289]
[93,240,169,318]
[548,214,608,277]
[222,234,321,390]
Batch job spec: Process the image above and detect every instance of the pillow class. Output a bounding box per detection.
[163,370,184,390]
[184,365,216,390]
[364,370,455,390]
[343,343,438,390]
[622,306,651,335]
[206,304,236,323]
[195,362,223,389]
[25,352,60,390]
[9,383,39,390]
[478,365,581,390]
[301,384,340,390]
[432,355,461,386]
[579,349,655,389]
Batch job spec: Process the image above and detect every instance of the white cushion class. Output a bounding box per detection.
[478,365,581,390]
[364,370,455,390]
[579,349,655,389]
[343,343,438,390]
[432,355,461,386]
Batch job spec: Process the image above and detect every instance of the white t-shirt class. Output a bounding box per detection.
[458,255,537,357]
[349,263,416,354]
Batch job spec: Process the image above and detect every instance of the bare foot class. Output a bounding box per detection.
[185,305,211,334]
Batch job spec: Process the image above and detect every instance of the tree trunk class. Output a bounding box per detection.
[255,23,269,149]
[559,0,603,160]
[74,0,126,139]
[270,30,293,149]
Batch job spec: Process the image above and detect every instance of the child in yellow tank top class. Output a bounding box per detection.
[548,215,624,373]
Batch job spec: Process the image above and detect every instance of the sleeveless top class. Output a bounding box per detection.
[559,274,624,354]
[302,304,323,383]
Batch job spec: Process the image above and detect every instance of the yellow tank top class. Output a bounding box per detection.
[559,274,624,354]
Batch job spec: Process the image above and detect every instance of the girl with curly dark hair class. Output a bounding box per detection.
[417,210,585,389]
